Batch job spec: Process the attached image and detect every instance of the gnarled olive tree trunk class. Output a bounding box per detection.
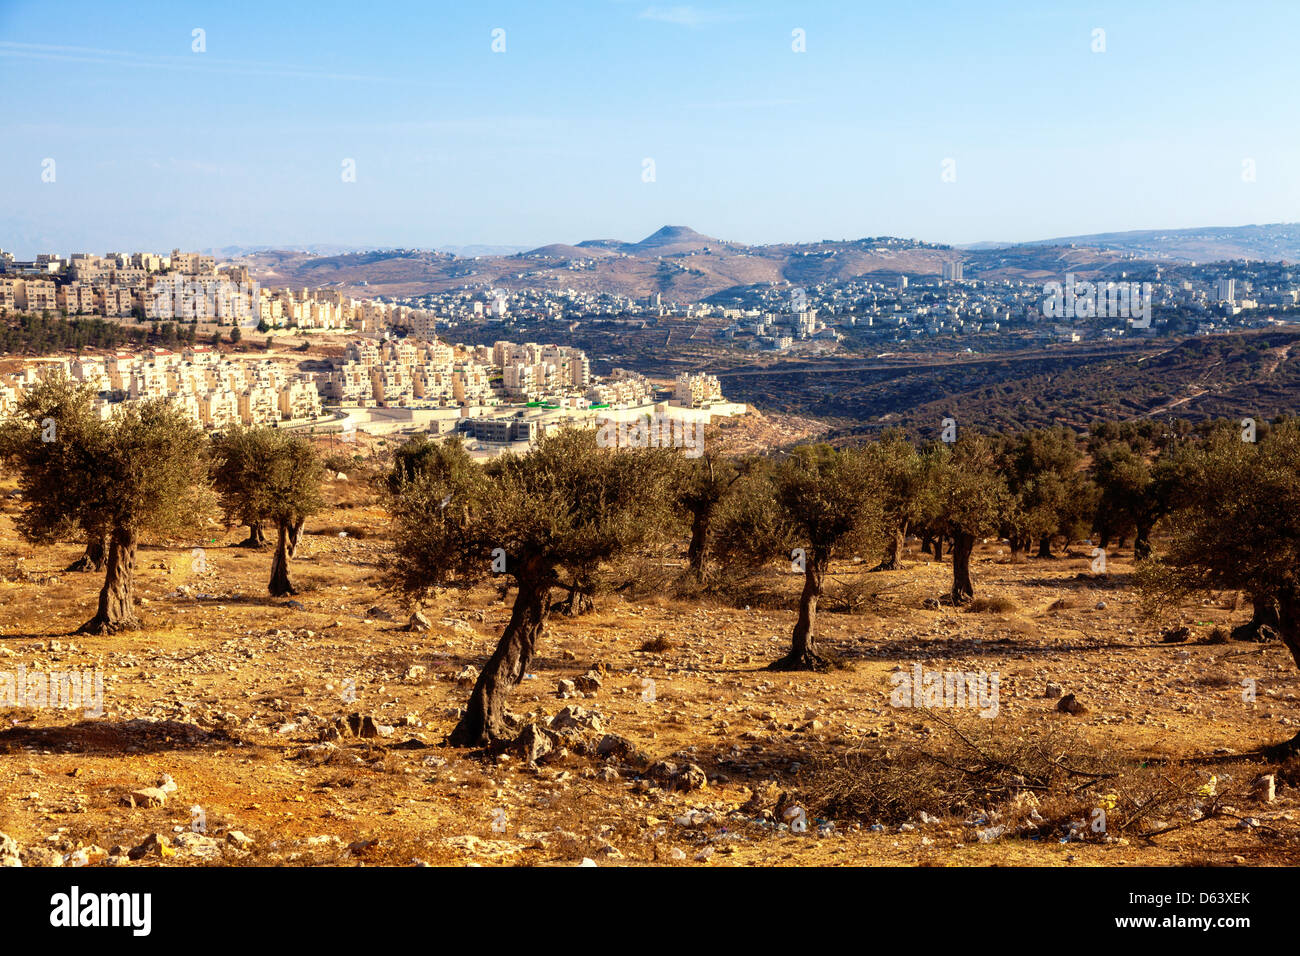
[553,585,594,616]
[65,532,107,573]
[1233,593,1281,642]
[950,531,976,605]
[450,570,550,747]
[238,522,266,548]
[78,526,140,634]
[687,510,710,580]
[286,518,304,559]
[871,525,906,572]
[1037,533,1053,558]
[269,520,296,596]
[1133,522,1154,559]
[771,551,831,671]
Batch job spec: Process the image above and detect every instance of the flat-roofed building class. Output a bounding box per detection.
[464,417,536,444]
[278,380,322,421]
[17,279,58,313]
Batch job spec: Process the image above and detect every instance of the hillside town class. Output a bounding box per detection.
[0,247,741,446]
[5,246,1300,356]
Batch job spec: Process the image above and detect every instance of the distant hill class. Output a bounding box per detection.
[628,225,732,255]
[1008,222,1300,263]
[232,222,1300,301]
[520,243,618,259]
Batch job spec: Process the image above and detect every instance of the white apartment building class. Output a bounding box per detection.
[674,372,725,407]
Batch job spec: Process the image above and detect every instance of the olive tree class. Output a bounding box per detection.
[924,436,1009,605]
[863,431,925,571]
[5,394,207,633]
[999,428,1091,559]
[210,425,277,548]
[1090,440,1192,558]
[211,426,325,597]
[671,448,747,583]
[0,373,107,572]
[718,444,884,671]
[389,430,673,747]
[1139,423,1300,749]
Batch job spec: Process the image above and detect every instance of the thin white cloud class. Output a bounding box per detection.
[0,41,427,85]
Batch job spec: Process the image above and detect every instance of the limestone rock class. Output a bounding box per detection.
[1251,774,1276,804]
[0,832,21,867]
[550,705,604,734]
[127,833,171,861]
[21,846,62,867]
[124,787,169,808]
[594,733,648,766]
[512,724,558,764]
[344,713,395,738]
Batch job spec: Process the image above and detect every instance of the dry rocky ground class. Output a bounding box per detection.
[1,475,1298,868]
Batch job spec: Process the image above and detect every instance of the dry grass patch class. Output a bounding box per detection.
[966,595,1019,615]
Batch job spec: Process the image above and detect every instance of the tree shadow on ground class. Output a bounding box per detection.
[827,633,1155,663]
[1007,573,1135,591]
[0,717,237,756]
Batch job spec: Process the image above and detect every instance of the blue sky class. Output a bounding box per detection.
[2,0,1298,256]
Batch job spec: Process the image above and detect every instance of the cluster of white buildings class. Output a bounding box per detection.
[0,346,322,429]
[587,368,654,407]
[321,338,496,407]
[748,309,831,349]
[495,340,590,400]
[321,336,662,411]
[0,246,745,443]
[0,249,400,332]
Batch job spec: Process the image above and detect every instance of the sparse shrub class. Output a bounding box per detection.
[826,573,893,614]
[313,525,367,540]
[797,716,1117,825]
[1194,673,1235,688]
[616,554,677,604]
[709,564,792,611]
[796,715,1222,842]
[322,453,353,474]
